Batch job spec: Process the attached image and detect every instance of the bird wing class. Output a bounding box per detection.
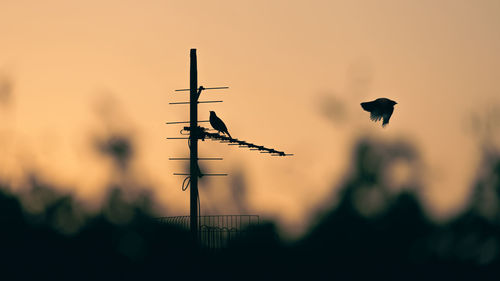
[219,120,228,133]
[361,101,375,112]
[370,110,383,122]
[362,101,384,122]
[382,107,394,127]
[212,116,228,132]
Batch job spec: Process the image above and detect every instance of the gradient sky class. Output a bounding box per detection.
[1,0,499,236]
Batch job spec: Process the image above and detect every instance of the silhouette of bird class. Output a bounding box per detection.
[209,111,232,138]
[361,98,397,127]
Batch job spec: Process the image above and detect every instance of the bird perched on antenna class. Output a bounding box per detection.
[361,98,397,127]
[209,111,232,138]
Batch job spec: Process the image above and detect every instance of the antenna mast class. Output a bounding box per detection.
[189,49,199,239]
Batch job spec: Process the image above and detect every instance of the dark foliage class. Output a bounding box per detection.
[0,137,499,280]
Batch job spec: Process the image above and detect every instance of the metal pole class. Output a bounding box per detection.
[189,49,199,240]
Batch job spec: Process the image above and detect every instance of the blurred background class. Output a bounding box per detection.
[0,1,500,279]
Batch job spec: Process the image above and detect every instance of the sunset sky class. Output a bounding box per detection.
[1,0,499,236]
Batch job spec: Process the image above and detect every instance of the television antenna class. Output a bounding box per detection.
[167,49,292,239]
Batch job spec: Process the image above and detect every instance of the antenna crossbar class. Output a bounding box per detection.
[169,100,223,105]
[183,126,292,156]
[175,86,229,92]
[169,157,223,160]
[173,173,228,176]
[166,120,209,125]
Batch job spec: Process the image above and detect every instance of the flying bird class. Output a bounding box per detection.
[209,111,232,138]
[361,98,397,127]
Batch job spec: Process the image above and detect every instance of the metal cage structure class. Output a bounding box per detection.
[158,215,260,249]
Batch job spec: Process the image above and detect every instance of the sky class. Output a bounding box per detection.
[0,0,499,236]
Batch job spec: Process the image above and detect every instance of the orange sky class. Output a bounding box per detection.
[1,0,500,236]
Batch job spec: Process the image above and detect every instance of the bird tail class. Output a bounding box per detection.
[360,102,374,112]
